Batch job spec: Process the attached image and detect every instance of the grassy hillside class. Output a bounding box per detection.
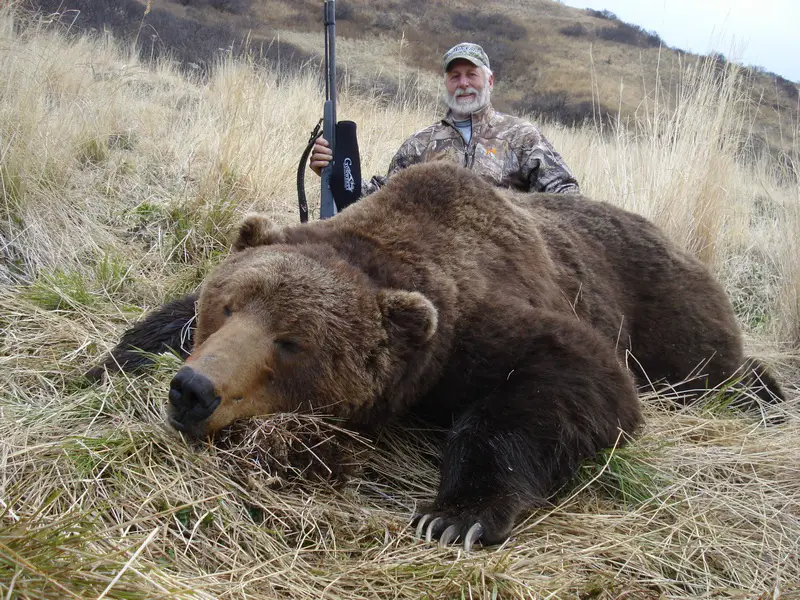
[1,4,799,599]
[26,0,800,160]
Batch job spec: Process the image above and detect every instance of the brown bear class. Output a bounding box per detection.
[90,162,783,550]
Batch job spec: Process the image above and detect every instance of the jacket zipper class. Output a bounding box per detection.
[444,119,477,168]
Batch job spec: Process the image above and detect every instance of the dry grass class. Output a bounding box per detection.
[1,6,799,599]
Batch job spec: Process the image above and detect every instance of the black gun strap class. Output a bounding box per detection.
[297,119,323,224]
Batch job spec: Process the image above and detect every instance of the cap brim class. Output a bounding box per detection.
[444,54,486,70]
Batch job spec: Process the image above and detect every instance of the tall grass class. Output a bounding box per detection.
[547,52,800,345]
[1,5,798,599]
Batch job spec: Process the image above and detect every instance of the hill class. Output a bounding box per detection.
[26,0,799,159]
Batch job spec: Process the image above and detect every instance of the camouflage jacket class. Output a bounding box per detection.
[362,103,580,196]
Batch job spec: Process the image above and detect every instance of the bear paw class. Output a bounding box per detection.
[412,502,515,551]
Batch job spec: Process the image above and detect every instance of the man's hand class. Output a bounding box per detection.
[309,137,333,177]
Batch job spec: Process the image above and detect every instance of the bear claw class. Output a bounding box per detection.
[414,514,433,539]
[424,517,444,542]
[438,524,460,546]
[463,522,484,549]
[413,514,485,551]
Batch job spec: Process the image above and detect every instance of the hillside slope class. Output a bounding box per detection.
[27,0,799,157]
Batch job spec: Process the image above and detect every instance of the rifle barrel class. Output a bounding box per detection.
[320,0,337,219]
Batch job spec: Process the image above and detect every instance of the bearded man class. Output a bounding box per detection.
[310,42,580,196]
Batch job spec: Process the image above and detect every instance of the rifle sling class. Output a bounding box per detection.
[297,119,323,224]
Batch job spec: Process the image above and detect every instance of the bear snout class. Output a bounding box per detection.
[168,365,221,434]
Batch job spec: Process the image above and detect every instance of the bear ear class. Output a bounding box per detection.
[377,289,438,345]
[232,214,286,251]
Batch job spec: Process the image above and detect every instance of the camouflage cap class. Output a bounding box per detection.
[442,42,490,71]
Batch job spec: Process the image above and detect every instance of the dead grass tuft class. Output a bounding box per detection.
[215,414,371,487]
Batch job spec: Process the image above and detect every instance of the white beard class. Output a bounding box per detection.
[445,84,491,118]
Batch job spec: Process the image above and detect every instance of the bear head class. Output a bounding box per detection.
[166,216,439,438]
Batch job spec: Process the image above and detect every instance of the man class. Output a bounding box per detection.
[310,42,580,197]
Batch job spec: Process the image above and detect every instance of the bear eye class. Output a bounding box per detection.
[274,338,303,355]
[223,306,232,317]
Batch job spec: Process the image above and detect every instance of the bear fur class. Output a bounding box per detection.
[91,162,783,549]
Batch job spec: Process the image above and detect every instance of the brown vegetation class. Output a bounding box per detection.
[0,4,798,598]
[24,0,799,157]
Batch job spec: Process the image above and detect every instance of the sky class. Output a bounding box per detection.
[561,0,800,83]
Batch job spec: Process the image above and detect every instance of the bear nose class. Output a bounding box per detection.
[168,365,221,428]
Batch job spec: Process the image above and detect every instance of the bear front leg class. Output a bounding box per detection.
[85,293,198,380]
[415,312,642,550]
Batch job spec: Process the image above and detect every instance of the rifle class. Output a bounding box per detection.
[297,0,361,223]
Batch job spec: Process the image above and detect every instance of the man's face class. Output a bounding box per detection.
[444,59,494,116]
